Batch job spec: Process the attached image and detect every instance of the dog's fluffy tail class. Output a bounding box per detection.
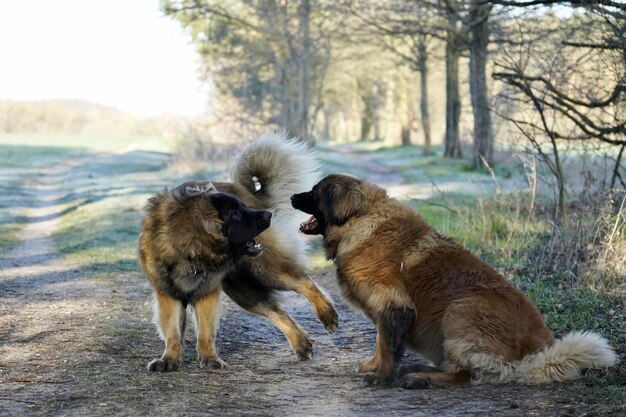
[231,131,320,264]
[515,331,617,384]
[231,131,320,211]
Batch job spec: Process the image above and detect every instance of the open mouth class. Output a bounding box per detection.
[245,239,263,256]
[299,215,322,235]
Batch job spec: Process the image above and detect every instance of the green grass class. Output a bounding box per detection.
[0,181,29,253]
[0,210,27,253]
[54,196,145,272]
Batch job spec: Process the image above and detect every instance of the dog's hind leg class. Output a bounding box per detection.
[148,292,186,372]
[192,288,226,369]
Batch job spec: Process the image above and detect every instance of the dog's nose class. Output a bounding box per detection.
[290,194,296,202]
[261,211,272,222]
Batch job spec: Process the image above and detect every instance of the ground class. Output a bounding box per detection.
[0,135,623,417]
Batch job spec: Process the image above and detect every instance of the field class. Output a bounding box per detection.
[0,133,623,416]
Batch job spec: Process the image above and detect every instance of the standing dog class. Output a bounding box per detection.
[139,133,338,372]
[291,173,616,387]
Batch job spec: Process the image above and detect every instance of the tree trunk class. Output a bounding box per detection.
[418,35,432,155]
[297,0,311,144]
[444,8,462,158]
[360,113,372,141]
[372,83,382,141]
[401,109,414,146]
[469,0,494,169]
[323,108,332,140]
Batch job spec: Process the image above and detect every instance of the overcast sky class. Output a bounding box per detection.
[0,0,207,117]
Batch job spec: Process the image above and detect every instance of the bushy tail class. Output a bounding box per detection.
[515,331,617,385]
[230,131,320,264]
[231,131,320,213]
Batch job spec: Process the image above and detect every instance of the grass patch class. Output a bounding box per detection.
[0,214,27,253]
[0,153,40,253]
[54,194,149,272]
[0,133,173,153]
[409,192,547,269]
[0,183,30,253]
[0,144,83,168]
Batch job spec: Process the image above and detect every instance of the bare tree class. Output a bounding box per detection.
[492,0,626,219]
[443,1,464,157]
[468,0,494,167]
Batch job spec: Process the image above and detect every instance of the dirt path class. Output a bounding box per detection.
[0,151,622,416]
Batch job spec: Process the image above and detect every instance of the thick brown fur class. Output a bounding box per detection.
[139,135,338,372]
[291,173,616,388]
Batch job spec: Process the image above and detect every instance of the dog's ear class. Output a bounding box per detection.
[324,180,364,226]
[170,181,217,201]
[174,181,216,198]
[185,181,216,197]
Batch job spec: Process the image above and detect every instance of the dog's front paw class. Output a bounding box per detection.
[147,357,180,372]
[320,306,339,334]
[294,337,313,361]
[396,374,432,390]
[362,372,393,387]
[199,356,227,370]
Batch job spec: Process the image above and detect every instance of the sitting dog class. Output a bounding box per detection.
[291,173,616,387]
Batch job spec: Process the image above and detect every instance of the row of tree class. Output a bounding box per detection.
[162,0,625,186]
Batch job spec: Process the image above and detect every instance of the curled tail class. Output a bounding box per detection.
[230,131,320,264]
[231,131,320,213]
[515,331,617,384]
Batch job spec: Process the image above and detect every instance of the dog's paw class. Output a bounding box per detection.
[294,337,313,361]
[396,374,432,390]
[362,372,393,387]
[320,306,339,334]
[199,356,227,370]
[147,358,180,372]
